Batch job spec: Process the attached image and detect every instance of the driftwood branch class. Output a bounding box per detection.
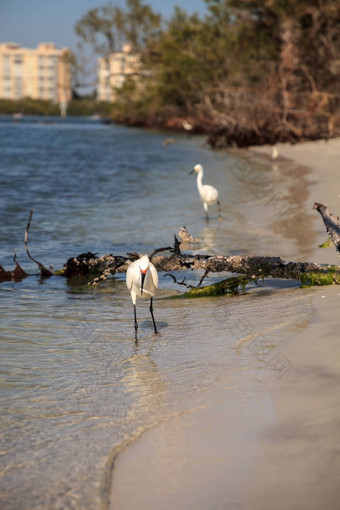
[164,273,195,289]
[12,248,28,280]
[58,248,340,288]
[1,205,340,289]
[149,245,173,259]
[24,209,53,278]
[198,269,210,287]
[0,249,28,282]
[55,205,340,289]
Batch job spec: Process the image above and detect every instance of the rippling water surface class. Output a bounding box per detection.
[0,116,317,509]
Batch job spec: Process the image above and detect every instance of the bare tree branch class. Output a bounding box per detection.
[163,273,195,289]
[25,209,53,278]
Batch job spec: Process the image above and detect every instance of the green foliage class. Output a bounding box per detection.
[74,0,340,142]
[67,98,112,116]
[154,8,222,106]
[0,98,59,115]
[75,0,161,53]
[0,98,112,117]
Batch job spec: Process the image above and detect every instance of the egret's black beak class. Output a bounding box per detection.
[189,169,195,175]
[141,271,146,295]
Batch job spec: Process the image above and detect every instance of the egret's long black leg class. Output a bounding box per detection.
[134,304,138,342]
[150,297,158,334]
[203,204,209,222]
[217,200,222,220]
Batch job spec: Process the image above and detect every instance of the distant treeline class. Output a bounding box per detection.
[0,98,112,117]
[75,0,340,146]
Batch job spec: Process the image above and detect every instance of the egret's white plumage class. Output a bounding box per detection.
[183,120,193,132]
[271,146,279,160]
[126,255,158,341]
[190,164,221,221]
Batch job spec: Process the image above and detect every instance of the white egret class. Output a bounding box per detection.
[183,121,194,139]
[271,146,279,160]
[126,254,158,342]
[183,120,193,133]
[189,164,221,221]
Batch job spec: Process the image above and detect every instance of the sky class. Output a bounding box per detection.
[0,0,207,53]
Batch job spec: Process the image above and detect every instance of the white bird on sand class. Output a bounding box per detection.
[189,164,221,221]
[126,254,158,342]
[271,146,279,160]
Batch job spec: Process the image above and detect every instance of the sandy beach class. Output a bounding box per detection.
[108,138,340,510]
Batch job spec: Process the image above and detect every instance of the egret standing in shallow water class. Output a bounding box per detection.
[189,164,221,221]
[126,255,158,342]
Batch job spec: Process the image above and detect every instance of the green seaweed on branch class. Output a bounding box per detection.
[319,238,333,249]
[181,275,253,298]
[300,267,340,288]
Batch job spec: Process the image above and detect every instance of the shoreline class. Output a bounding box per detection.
[109,288,340,510]
[250,137,340,215]
[109,138,340,510]
[242,284,340,510]
[2,113,338,148]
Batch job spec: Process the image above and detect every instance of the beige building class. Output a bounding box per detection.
[0,42,72,103]
[97,44,140,102]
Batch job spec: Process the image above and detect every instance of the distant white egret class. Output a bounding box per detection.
[183,120,193,138]
[126,255,158,342]
[189,164,221,221]
[271,146,279,160]
[183,120,193,132]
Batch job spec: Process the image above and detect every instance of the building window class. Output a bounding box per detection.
[14,54,23,64]
[38,56,44,71]
[45,67,56,79]
[14,77,23,99]
[3,87,11,98]
[2,55,11,78]
[13,54,23,78]
[47,55,57,66]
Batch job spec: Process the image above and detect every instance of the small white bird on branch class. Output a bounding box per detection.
[178,226,200,244]
[189,164,222,221]
[126,254,158,342]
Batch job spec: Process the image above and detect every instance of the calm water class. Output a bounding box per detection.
[0,116,317,509]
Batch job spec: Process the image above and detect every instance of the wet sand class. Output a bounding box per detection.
[243,285,340,510]
[109,139,340,510]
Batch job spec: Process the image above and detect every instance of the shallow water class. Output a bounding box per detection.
[0,116,319,509]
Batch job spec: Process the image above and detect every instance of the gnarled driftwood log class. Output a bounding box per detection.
[1,204,339,292]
